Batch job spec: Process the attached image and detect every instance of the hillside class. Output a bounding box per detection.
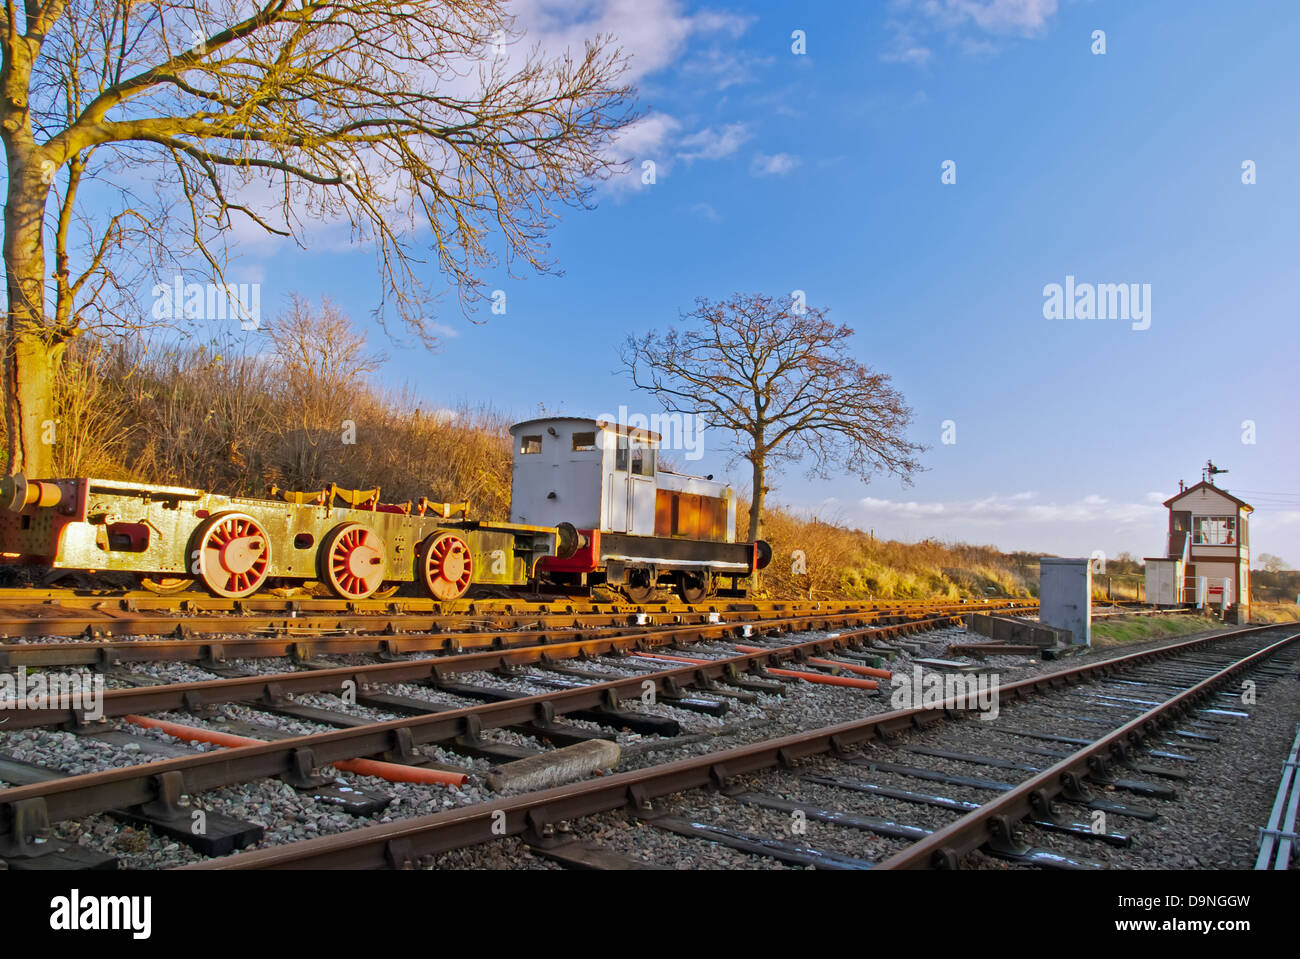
[5,325,1274,604]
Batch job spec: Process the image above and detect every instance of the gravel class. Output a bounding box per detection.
[4,618,1296,869]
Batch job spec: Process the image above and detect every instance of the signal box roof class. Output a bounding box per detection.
[1162,481,1253,512]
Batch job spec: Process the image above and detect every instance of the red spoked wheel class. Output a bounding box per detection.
[320,523,388,600]
[193,512,272,598]
[418,532,473,601]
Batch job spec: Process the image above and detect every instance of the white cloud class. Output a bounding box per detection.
[856,491,1165,527]
[676,122,752,161]
[680,45,771,89]
[883,46,933,65]
[602,112,682,193]
[690,202,721,222]
[605,118,761,193]
[883,0,1060,64]
[750,152,802,176]
[860,496,946,517]
[508,0,752,82]
[911,0,1059,34]
[1253,510,1300,528]
[612,112,683,161]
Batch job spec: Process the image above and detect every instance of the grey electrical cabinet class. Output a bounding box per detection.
[1040,557,1091,647]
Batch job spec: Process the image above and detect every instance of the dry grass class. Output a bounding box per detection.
[1248,603,1300,624]
[756,504,1033,601]
[37,302,515,519]
[15,301,1293,604]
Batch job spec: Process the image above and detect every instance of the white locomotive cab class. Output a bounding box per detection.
[508,416,731,539]
[508,417,607,529]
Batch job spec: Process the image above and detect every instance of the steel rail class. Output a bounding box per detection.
[0,598,1037,642]
[0,608,959,730]
[877,630,1300,868]
[0,600,1037,668]
[178,623,1292,869]
[1254,723,1300,870]
[0,614,962,838]
[0,587,1012,616]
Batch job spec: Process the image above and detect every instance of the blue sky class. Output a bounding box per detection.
[213,0,1300,565]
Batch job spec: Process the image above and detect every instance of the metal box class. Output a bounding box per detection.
[1143,558,1182,606]
[1039,557,1091,646]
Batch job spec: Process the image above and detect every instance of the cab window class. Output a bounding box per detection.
[631,446,655,476]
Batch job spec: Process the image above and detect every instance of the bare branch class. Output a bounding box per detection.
[621,293,926,543]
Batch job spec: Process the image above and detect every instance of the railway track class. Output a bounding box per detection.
[169,622,1298,870]
[1,597,1029,867]
[0,589,1033,640]
[0,586,1047,613]
[0,605,1037,673]
[3,593,1257,872]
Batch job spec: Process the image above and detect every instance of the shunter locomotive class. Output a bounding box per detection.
[0,415,770,602]
[510,417,770,602]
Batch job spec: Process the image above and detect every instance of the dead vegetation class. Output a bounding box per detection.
[8,298,1200,603]
[32,299,515,519]
[756,505,1034,601]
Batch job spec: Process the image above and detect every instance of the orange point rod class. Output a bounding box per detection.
[122,714,469,787]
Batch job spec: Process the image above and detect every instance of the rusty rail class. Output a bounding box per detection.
[0,608,963,729]
[0,599,1037,667]
[178,623,1293,869]
[0,595,1034,639]
[879,630,1299,868]
[0,613,959,842]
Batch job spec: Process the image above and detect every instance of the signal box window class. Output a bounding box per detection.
[572,432,596,451]
[1193,516,1235,545]
[520,435,542,455]
[615,435,628,471]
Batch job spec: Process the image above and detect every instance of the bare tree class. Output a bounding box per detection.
[621,293,924,546]
[2,0,636,475]
[260,293,383,489]
[1257,553,1289,573]
[263,293,384,431]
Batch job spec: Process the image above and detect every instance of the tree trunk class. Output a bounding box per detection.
[748,452,765,592]
[3,331,60,476]
[3,156,59,477]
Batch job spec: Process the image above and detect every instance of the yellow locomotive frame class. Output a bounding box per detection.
[0,475,561,600]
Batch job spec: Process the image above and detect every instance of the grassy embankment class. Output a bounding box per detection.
[5,315,1290,605]
[1090,613,1226,648]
